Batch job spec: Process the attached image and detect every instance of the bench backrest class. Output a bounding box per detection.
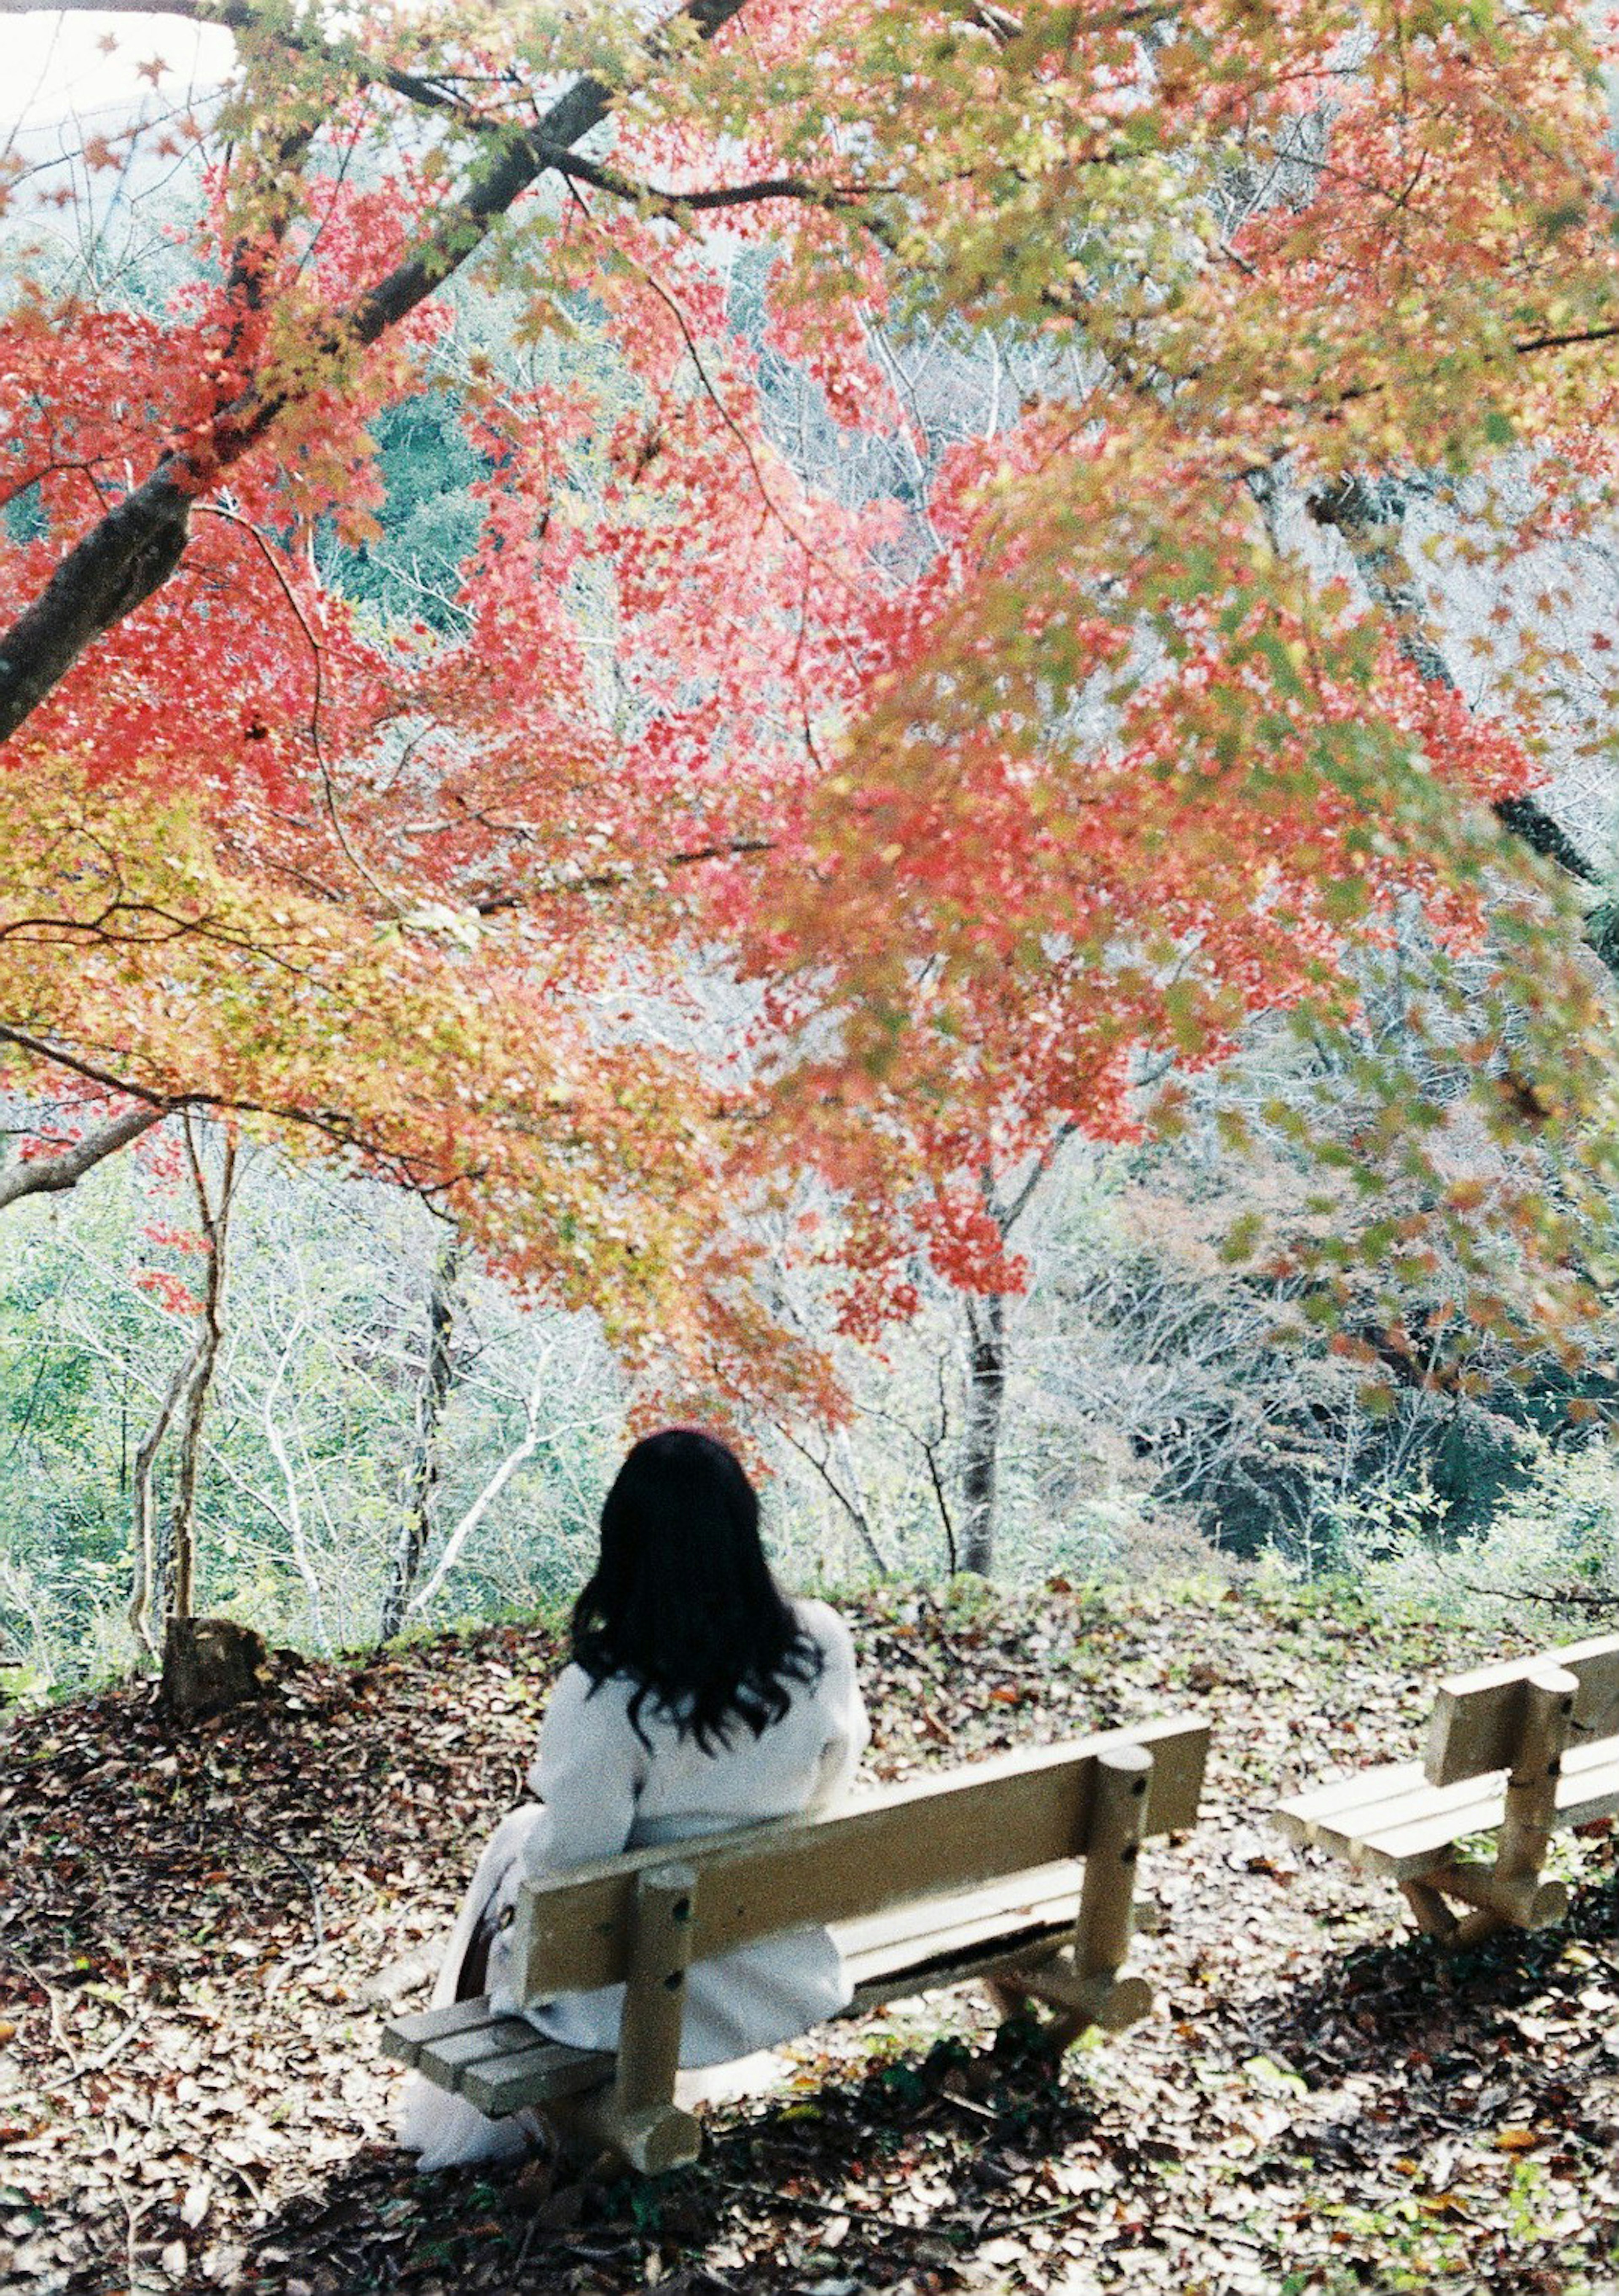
[513,1712,1208,1999]
[1425,1634,1619,1786]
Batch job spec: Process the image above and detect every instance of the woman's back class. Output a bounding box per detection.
[529,1598,866,1862]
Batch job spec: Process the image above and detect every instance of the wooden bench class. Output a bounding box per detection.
[384,1712,1209,2173]
[1276,1632,1619,1947]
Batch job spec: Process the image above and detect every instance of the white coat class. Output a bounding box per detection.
[396,1599,869,2170]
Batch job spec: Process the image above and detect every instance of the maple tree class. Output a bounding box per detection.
[3,0,1619,1512]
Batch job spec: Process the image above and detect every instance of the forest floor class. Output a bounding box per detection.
[3,1575,1617,2296]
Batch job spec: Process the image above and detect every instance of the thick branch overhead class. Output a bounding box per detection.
[0,0,751,746]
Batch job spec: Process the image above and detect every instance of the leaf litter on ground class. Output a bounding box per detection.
[1,1577,1616,2295]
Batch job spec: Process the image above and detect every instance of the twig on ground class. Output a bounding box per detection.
[237,1821,327,1946]
[1,1948,79,2078]
[41,2007,146,2092]
[708,2176,874,2225]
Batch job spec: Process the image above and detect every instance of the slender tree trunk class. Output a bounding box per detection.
[167,1127,235,1621]
[959,1289,1006,1577]
[127,1124,236,1656]
[1298,474,1611,943]
[378,1227,462,1643]
[950,1138,1073,1580]
[262,1321,329,1650]
[128,1362,186,1661]
[403,1340,557,1625]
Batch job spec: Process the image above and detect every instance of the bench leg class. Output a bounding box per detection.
[1400,1876,1520,1949]
[1400,1669,1578,1948]
[1429,1859,1569,1933]
[1399,1877,1461,1943]
[568,1863,702,2175]
[991,1745,1155,2048]
[1496,1667,1576,1906]
[1071,1741,1153,2032]
[984,1976,1032,2022]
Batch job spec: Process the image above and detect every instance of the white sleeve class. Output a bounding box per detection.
[522,1665,646,1873]
[801,1604,870,1814]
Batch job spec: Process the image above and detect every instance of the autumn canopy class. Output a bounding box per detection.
[3,0,1619,1421]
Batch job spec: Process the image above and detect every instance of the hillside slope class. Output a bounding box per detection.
[3,1581,1616,2295]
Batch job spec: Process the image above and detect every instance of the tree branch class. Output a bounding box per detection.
[0,0,752,746]
[0,1101,165,1211]
[1291,475,1614,963]
[0,1024,476,1191]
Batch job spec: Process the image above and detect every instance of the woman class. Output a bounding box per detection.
[396,1428,870,2171]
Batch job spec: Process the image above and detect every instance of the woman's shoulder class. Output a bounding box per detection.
[789,1597,857,1666]
[544,1659,635,1723]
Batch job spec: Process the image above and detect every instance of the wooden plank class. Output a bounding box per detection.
[461,2040,613,2118]
[1426,1636,1619,1786]
[1281,1736,1619,1878]
[846,1922,1072,2018]
[835,1862,1080,1968]
[430,2017,554,2085]
[1556,1738,1619,1830]
[1279,1760,1428,1830]
[516,1715,1208,1997]
[839,1877,1078,1988]
[382,1993,501,2070]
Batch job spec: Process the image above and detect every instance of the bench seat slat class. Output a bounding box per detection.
[462,2040,614,2117]
[383,1995,613,2114]
[1277,1760,1431,1831]
[847,1919,1073,2015]
[382,1994,506,2069]
[427,2016,554,2078]
[835,1860,1079,1969]
[839,1864,1078,1986]
[1278,1734,1619,1877]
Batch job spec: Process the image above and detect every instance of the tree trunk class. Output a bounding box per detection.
[952,1140,1076,1580]
[1303,474,1611,921]
[167,1129,236,1622]
[129,1350,193,1662]
[127,1122,235,1658]
[959,1290,1006,1577]
[378,1227,462,1642]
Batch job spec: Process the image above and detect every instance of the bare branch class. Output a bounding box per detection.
[402,1336,556,1624]
[771,1419,889,1575]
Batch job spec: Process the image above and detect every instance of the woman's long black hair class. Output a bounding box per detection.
[570,1428,823,1754]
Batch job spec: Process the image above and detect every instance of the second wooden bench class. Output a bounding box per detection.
[1277,1631,1619,1946]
